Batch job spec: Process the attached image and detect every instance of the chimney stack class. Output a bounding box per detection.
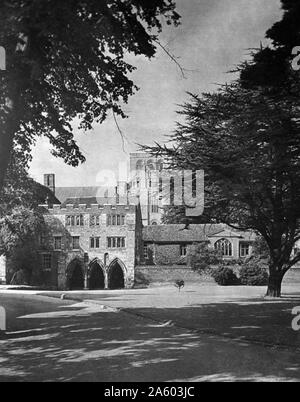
[115,186,120,205]
[44,174,55,195]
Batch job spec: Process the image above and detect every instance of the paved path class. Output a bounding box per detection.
[0,292,300,382]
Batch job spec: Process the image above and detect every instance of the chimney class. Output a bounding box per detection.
[44,174,55,195]
[126,183,130,205]
[115,186,119,205]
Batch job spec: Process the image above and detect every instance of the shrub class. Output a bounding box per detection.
[190,243,222,273]
[239,262,269,286]
[174,279,185,292]
[212,266,240,286]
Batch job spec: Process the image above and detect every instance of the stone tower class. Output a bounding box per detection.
[44,174,56,195]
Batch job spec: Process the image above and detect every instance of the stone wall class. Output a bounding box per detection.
[135,265,214,286]
[144,243,189,266]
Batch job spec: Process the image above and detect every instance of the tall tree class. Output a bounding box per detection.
[240,0,300,90]
[145,1,300,297]
[0,0,180,191]
[145,81,300,298]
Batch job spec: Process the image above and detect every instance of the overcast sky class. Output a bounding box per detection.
[29,0,282,187]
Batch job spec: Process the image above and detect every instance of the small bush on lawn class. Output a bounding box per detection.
[239,262,269,286]
[212,266,240,286]
[174,279,185,292]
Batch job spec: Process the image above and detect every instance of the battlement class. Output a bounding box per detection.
[38,203,137,214]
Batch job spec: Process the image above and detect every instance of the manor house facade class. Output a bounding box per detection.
[36,199,143,290]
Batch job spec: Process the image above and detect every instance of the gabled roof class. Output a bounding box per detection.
[143,224,225,243]
[33,181,60,205]
[207,229,244,238]
[207,227,256,241]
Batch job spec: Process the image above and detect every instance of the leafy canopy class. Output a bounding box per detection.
[0,0,180,164]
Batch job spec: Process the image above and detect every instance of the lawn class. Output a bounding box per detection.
[29,271,300,350]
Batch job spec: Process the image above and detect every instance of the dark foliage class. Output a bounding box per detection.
[239,261,269,286]
[212,266,240,287]
[0,1,180,190]
[174,279,185,291]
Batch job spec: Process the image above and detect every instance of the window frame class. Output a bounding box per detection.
[90,237,100,249]
[42,254,52,271]
[72,236,80,250]
[107,214,126,226]
[215,238,233,257]
[239,242,250,258]
[90,215,100,227]
[54,236,62,251]
[107,237,126,249]
[66,215,84,227]
[180,244,188,257]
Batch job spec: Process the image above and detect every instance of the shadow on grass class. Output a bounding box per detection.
[0,300,300,382]
[124,296,300,350]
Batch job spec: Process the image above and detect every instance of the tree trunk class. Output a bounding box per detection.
[0,121,14,193]
[266,270,283,298]
[0,91,21,194]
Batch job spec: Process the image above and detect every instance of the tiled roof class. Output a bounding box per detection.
[55,187,99,203]
[143,224,256,243]
[143,224,225,243]
[56,186,136,207]
[33,181,60,205]
[61,196,113,207]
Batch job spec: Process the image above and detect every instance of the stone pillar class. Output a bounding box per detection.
[104,270,109,290]
[84,273,89,290]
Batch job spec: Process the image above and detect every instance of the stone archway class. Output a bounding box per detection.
[67,259,84,290]
[89,260,105,290]
[108,259,126,290]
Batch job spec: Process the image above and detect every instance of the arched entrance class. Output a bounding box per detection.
[67,260,84,290]
[89,262,105,290]
[108,259,125,289]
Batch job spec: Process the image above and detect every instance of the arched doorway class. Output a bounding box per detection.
[67,260,84,290]
[108,260,125,289]
[89,262,105,290]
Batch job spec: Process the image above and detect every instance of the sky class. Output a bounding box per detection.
[29,0,283,188]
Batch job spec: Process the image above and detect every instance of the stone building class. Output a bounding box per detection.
[37,199,143,290]
[142,223,256,266]
[44,152,165,229]
[129,152,164,226]
[0,162,262,288]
